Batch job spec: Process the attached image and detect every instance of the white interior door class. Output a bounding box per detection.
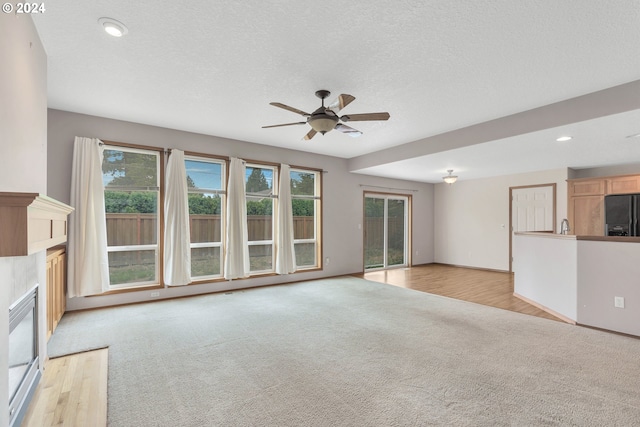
[512,186,555,233]
[510,185,555,272]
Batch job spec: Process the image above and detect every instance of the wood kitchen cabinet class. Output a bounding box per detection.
[46,246,66,340]
[568,178,605,236]
[568,179,605,197]
[606,175,640,194]
[569,195,604,236]
[568,173,640,236]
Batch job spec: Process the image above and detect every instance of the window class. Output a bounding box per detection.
[245,163,276,273]
[102,145,162,288]
[290,168,321,269]
[99,142,322,289]
[185,156,226,280]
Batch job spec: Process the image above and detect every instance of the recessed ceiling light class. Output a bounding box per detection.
[626,133,640,139]
[556,136,572,142]
[98,17,128,37]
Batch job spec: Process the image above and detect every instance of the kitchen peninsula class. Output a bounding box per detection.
[513,232,640,336]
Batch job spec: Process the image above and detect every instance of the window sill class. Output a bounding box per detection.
[90,266,323,296]
[89,283,164,297]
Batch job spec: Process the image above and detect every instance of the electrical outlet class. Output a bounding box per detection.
[151,291,160,298]
[614,296,625,308]
[325,257,330,265]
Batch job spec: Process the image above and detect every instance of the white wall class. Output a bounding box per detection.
[0,13,48,427]
[513,234,577,321]
[0,18,47,193]
[434,168,569,271]
[47,109,435,311]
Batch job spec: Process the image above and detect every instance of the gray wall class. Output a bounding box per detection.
[577,240,640,336]
[47,109,435,310]
[570,164,640,179]
[0,13,48,427]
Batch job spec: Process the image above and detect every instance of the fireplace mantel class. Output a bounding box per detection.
[0,193,73,257]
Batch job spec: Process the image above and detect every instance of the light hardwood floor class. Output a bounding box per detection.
[359,263,562,322]
[21,348,108,427]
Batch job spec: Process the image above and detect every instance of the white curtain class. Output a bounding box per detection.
[164,149,191,286]
[224,157,250,279]
[275,164,296,274]
[68,137,110,297]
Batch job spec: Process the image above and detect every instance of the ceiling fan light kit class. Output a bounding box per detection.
[263,90,390,140]
[443,170,458,184]
[310,118,338,134]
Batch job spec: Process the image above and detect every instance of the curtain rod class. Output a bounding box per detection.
[98,140,170,153]
[98,141,329,172]
[359,184,419,193]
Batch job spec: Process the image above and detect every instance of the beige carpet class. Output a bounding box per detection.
[48,277,640,426]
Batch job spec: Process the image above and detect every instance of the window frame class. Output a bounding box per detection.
[244,162,278,274]
[94,141,325,294]
[184,153,227,282]
[290,166,323,270]
[101,141,165,291]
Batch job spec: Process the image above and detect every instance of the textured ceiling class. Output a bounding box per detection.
[32,1,640,182]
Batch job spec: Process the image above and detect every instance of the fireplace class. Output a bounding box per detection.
[8,285,40,427]
[0,193,73,425]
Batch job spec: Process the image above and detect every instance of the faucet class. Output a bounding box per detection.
[560,218,570,235]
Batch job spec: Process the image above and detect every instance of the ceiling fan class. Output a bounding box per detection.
[262,90,390,140]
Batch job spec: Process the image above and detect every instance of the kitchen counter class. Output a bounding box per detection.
[514,231,640,243]
[513,232,640,336]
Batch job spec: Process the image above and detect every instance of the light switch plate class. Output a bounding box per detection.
[614,296,625,308]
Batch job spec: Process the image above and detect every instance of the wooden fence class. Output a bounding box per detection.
[363,217,406,249]
[105,214,315,246]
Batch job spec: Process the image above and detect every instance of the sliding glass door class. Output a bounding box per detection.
[364,193,410,270]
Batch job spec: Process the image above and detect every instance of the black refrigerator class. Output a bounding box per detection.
[604,194,640,236]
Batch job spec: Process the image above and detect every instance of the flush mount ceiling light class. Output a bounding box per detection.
[443,169,458,184]
[556,136,573,142]
[98,17,128,37]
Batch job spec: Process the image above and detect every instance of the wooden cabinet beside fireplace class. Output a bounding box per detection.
[46,246,67,339]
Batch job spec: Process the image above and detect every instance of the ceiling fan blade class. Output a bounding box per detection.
[262,122,306,129]
[303,129,317,140]
[269,102,310,117]
[327,94,355,112]
[335,123,362,138]
[340,112,390,122]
